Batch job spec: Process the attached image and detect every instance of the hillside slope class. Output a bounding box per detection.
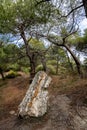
[0,74,87,130]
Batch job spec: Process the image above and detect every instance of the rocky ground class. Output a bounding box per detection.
[0,73,87,130]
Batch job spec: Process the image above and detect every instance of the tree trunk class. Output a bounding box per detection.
[66,51,74,71]
[29,59,36,83]
[41,56,47,72]
[20,29,36,83]
[83,0,87,17]
[29,53,37,83]
[0,68,5,80]
[63,44,83,77]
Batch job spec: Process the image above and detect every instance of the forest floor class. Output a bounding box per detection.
[0,72,87,130]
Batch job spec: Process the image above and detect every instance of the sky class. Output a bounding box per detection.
[79,18,87,34]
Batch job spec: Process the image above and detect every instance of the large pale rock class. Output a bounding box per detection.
[18,71,51,117]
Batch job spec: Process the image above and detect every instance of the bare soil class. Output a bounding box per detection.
[0,73,87,130]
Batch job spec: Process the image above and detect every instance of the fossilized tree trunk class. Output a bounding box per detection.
[18,71,51,118]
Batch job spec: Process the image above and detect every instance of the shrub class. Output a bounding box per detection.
[5,63,20,72]
[47,60,57,66]
[47,64,56,75]
[21,67,29,73]
[6,70,20,78]
[36,64,56,75]
[36,65,44,72]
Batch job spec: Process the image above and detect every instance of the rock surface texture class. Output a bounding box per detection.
[18,71,51,117]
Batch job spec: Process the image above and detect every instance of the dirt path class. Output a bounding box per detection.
[0,75,87,130]
[0,94,87,130]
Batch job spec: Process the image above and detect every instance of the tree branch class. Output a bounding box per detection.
[58,4,83,18]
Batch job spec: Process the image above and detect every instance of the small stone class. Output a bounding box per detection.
[18,71,51,117]
[14,113,17,116]
[9,110,15,115]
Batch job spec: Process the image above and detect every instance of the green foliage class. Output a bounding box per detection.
[0,0,52,34]
[7,63,20,71]
[58,66,69,74]
[5,70,20,78]
[0,43,21,71]
[76,37,85,51]
[60,27,68,38]
[71,29,87,54]
[21,67,29,73]
[36,65,44,72]
[0,41,31,75]
[82,60,87,78]
[83,59,87,66]
[47,64,56,75]
[29,38,45,50]
[36,64,56,75]
[0,0,84,77]
[47,60,57,66]
[83,58,87,72]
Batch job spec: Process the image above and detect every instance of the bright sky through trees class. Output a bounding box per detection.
[79,18,87,34]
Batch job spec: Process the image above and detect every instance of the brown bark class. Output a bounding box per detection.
[83,0,87,17]
[20,27,36,83]
[29,54,36,83]
[0,68,5,80]
[66,51,74,71]
[63,44,83,76]
[48,37,83,76]
[41,56,47,72]
[29,64,36,83]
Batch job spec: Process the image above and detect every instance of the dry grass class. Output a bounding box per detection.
[50,75,87,93]
[50,75,87,108]
[0,73,87,124]
[0,75,29,121]
[0,73,87,130]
